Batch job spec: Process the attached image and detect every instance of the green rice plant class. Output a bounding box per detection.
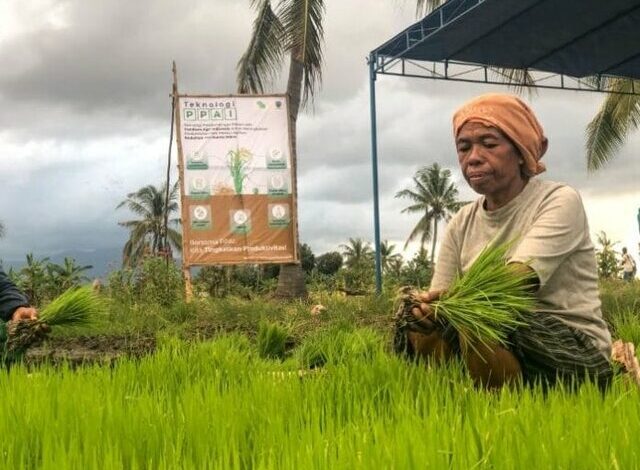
[226,147,252,194]
[431,241,537,353]
[256,321,289,360]
[39,286,105,327]
[609,307,640,346]
[1,287,105,363]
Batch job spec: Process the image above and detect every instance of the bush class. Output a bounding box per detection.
[138,257,184,307]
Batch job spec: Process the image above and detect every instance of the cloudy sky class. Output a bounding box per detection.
[1,0,639,271]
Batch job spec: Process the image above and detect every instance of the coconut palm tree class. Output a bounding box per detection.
[237,0,325,299]
[396,163,465,265]
[117,182,182,268]
[340,238,374,270]
[0,222,4,238]
[380,240,402,274]
[19,253,49,305]
[48,257,93,292]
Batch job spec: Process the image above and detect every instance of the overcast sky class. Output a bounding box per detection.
[1,0,639,270]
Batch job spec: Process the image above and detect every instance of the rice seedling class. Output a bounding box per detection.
[1,287,104,362]
[226,147,253,194]
[430,241,537,353]
[256,321,289,360]
[0,331,638,469]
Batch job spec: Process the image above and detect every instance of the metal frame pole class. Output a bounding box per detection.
[369,55,383,295]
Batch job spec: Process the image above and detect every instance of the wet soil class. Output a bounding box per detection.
[25,334,157,367]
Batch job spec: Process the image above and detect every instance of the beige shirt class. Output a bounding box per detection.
[430,179,612,358]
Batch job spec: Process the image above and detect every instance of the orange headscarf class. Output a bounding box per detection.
[452,93,547,176]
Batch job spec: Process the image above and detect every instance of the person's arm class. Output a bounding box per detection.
[0,268,33,322]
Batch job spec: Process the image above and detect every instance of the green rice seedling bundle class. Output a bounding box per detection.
[2,286,104,360]
[256,321,289,360]
[430,241,537,352]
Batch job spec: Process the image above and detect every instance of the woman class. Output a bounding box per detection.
[402,93,612,388]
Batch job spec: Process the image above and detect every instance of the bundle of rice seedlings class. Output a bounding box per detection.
[2,287,104,361]
[428,241,537,354]
[256,321,290,360]
[38,286,105,327]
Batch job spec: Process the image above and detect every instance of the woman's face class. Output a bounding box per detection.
[455,121,526,206]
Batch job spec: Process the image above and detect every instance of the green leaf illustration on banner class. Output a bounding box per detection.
[227,148,253,194]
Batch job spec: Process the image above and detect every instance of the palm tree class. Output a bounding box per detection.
[0,221,4,238]
[117,182,182,268]
[48,257,93,292]
[19,253,50,305]
[340,238,374,270]
[395,163,465,265]
[237,0,325,299]
[380,240,402,274]
[586,79,640,170]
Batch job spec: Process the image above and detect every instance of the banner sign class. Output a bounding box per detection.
[176,94,298,265]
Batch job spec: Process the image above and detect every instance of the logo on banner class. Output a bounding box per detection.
[268,203,290,228]
[230,210,251,234]
[267,148,287,169]
[267,172,289,197]
[191,205,211,230]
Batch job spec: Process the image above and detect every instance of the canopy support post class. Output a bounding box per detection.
[369,55,383,295]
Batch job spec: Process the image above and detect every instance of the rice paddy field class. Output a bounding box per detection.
[1,281,639,469]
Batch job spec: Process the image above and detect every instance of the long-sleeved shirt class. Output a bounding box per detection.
[0,268,29,321]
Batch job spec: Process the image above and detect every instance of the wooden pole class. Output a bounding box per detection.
[172,61,193,302]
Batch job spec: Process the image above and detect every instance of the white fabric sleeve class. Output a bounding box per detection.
[508,186,587,288]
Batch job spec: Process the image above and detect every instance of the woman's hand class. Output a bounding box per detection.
[11,306,38,322]
[410,290,444,329]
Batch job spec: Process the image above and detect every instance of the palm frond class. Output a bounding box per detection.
[415,0,447,17]
[237,0,285,94]
[585,79,640,171]
[279,0,325,106]
[489,67,537,97]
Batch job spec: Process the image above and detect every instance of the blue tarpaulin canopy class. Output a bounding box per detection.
[373,0,640,80]
[367,0,640,293]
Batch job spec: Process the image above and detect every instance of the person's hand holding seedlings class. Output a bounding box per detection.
[11,306,38,321]
[410,290,443,332]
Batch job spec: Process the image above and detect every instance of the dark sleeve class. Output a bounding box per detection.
[0,268,29,321]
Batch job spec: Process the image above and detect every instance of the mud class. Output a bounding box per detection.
[24,334,157,367]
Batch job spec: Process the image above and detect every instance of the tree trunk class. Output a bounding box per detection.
[430,219,438,266]
[275,264,308,299]
[275,49,307,299]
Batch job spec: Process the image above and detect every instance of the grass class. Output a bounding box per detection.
[0,281,639,468]
[1,331,639,469]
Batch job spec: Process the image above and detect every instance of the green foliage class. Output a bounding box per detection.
[299,243,315,274]
[595,231,620,279]
[397,247,433,289]
[256,321,289,360]
[137,257,183,307]
[315,251,342,276]
[599,279,640,324]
